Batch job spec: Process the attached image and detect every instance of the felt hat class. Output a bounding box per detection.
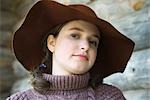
[13,0,134,79]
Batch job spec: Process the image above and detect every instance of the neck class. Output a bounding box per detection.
[52,55,71,75]
[42,72,90,91]
[52,66,71,75]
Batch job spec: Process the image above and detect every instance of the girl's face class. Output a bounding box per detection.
[47,20,100,75]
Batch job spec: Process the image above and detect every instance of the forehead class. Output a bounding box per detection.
[60,20,100,36]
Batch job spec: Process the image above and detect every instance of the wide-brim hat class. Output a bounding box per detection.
[13,0,134,80]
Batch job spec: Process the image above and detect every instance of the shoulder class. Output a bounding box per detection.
[6,89,33,100]
[94,84,126,100]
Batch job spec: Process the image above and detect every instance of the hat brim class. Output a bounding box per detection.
[13,0,134,79]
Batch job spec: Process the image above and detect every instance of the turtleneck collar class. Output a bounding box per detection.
[42,72,90,91]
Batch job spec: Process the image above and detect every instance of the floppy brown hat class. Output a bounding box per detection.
[13,0,134,80]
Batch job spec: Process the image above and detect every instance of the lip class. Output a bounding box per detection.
[73,54,88,61]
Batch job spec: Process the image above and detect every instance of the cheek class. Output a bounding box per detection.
[55,39,76,55]
[90,49,97,63]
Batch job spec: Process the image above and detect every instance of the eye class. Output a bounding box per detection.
[89,40,98,47]
[70,33,80,39]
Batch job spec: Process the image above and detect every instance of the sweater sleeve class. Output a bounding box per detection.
[6,90,31,100]
[95,84,126,100]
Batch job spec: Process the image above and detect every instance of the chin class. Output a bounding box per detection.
[68,64,91,74]
[71,70,88,75]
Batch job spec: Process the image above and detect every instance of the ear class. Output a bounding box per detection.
[47,35,56,53]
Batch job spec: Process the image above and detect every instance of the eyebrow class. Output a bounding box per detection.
[92,34,100,40]
[69,27,84,32]
[69,27,100,39]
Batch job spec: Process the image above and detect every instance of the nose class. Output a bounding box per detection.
[80,40,90,51]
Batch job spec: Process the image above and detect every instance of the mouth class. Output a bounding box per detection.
[73,54,88,61]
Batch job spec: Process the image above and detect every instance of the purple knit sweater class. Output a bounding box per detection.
[7,73,126,100]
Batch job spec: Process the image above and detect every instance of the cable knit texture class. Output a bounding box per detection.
[7,73,126,100]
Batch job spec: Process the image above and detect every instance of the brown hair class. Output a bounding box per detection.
[31,23,65,91]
